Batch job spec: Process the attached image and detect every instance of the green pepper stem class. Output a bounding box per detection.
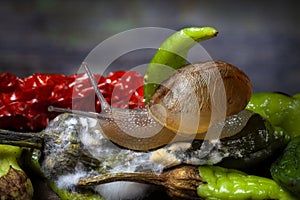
[0,129,43,149]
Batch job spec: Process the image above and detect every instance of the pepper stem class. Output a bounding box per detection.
[77,171,165,187]
[77,166,204,199]
[0,129,43,149]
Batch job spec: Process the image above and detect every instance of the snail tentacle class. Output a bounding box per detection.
[81,62,112,113]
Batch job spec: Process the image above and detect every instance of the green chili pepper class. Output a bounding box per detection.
[197,165,295,200]
[271,136,300,198]
[144,26,218,102]
[246,92,300,138]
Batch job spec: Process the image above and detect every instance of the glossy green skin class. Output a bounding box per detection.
[144,26,218,102]
[246,92,300,138]
[197,166,295,200]
[0,145,22,176]
[271,136,300,198]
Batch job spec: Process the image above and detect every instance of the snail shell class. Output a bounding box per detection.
[149,61,252,134]
[94,61,252,151]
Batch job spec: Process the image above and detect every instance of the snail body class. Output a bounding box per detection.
[67,61,252,151]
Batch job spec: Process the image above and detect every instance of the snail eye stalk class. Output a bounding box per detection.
[81,62,112,113]
[48,62,114,120]
[48,62,114,119]
[48,106,103,119]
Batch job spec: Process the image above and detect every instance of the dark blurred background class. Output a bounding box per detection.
[0,0,299,94]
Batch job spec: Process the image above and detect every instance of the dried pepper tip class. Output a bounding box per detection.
[0,145,34,200]
[0,167,34,200]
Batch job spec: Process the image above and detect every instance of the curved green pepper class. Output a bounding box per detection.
[246,92,300,138]
[144,26,218,102]
[197,165,295,200]
[271,136,300,198]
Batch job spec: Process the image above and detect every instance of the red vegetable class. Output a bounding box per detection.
[0,71,145,131]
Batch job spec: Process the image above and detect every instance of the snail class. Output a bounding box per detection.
[50,60,252,151]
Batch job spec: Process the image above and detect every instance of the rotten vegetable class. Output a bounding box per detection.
[0,145,33,200]
[0,118,291,199]
[0,109,287,179]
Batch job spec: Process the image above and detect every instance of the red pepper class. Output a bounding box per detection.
[0,71,145,131]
